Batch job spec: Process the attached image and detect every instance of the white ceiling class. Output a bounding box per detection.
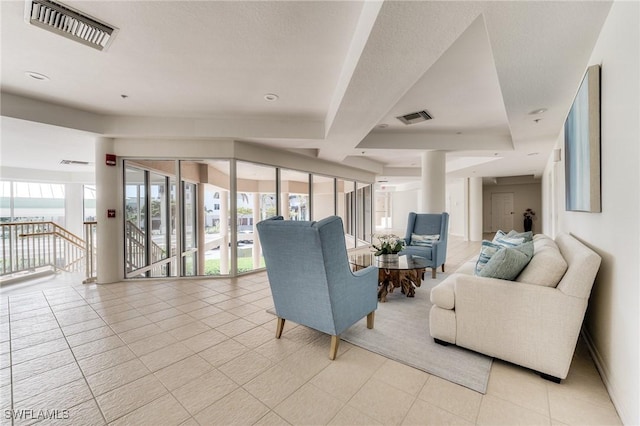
[0,0,613,184]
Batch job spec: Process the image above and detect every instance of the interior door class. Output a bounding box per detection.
[491,192,514,231]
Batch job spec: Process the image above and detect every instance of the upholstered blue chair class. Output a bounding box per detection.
[257,215,378,360]
[399,212,449,279]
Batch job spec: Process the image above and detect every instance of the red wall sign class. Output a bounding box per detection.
[106,154,116,166]
[107,209,116,218]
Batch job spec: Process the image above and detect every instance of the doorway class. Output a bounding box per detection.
[491,192,514,232]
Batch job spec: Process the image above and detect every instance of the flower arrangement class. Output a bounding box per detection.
[372,234,405,256]
[523,208,536,219]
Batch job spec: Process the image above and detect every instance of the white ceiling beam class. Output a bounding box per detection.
[324,1,384,136]
[357,132,513,151]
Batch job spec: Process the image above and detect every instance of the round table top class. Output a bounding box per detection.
[348,252,428,271]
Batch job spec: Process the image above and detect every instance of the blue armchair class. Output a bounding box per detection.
[256,215,379,360]
[399,212,449,279]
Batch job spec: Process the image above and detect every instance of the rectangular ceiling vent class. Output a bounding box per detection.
[396,110,433,125]
[60,159,90,165]
[25,0,118,51]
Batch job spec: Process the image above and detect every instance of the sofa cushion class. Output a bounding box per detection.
[516,245,568,287]
[478,241,534,280]
[474,240,503,274]
[410,233,439,246]
[533,236,559,251]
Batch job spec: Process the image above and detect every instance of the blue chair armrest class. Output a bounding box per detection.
[352,265,378,279]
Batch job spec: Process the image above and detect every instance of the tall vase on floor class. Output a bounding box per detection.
[524,217,533,232]
[523,208,535,232]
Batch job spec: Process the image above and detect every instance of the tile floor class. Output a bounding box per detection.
[0,246,622,425]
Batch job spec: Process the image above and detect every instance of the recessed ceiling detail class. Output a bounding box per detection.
[396,110,433,125]
[24,0,117,51]
[60,159,89,165]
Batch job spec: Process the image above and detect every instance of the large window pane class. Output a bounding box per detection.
[356,182,372,245]
[182,181,197,276]
[337,179,355,248]
[200,160,231,276]
[281,169,309,221]
[236,162,276,273]
[124,160,176,278]
[124,166,147,274]
[84,185,96,222]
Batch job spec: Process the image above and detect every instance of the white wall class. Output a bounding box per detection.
[446,179,466,236]
[543,2,639,423]
[391,186,419,233]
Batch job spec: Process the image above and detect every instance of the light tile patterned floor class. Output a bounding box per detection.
[0,238,622,425]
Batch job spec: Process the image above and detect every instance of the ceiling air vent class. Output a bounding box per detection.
[396,110,433,125]
[25,0,118,51]
[60,160,90,165]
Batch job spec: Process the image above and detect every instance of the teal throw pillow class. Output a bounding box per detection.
[410,233,439,247]
[474,240,503,275]
[478,241,534,280]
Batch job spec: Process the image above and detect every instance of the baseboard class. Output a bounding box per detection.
[581,327,630,425]
[0,268,55,286]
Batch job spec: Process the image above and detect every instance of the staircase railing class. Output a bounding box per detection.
[125,220,166,276]
[84,221,97,283]
[0,221,87,279]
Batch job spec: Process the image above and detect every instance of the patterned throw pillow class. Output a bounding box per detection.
[478,241,534,280]
[474,240,503,275]
[492,229,531,247]
[506,230,533,242]
[410,233,440,247]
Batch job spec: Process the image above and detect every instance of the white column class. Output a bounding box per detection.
[252,192,261,269]
[420,151,446,213]
[219,190,229,275]
[469,177,483,241]
[95,137,122,283]
[64,183,84,237]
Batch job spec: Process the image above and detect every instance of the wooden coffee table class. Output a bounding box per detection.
[349,253,427,302]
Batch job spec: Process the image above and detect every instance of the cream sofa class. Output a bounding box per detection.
[429,233,601,382]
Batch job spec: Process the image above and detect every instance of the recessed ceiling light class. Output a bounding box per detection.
[264,93,279,101]
[456,131,462,135]
[527,152,539,156]
[377,124,389,129]
[528,108,547,115]
[25,71,49,81]
[121,94,128,99]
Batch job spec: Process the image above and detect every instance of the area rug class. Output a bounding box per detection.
[340,276,492,394]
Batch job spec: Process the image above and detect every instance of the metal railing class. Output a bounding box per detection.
[84,221,97,283]
[0,221,87,279]
[124,220,167,277]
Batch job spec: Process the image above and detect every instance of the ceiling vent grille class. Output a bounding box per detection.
[25,0,117,51]
[396,110,433,125]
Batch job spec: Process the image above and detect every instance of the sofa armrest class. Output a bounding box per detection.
[430,274,457,309]
[450,273,587,378]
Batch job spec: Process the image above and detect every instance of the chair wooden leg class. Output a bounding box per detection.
[276,317,285,339]
[431,268,437,279]
[366,311,375,329]
[329,335,340,360]
[441,264,445,273]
